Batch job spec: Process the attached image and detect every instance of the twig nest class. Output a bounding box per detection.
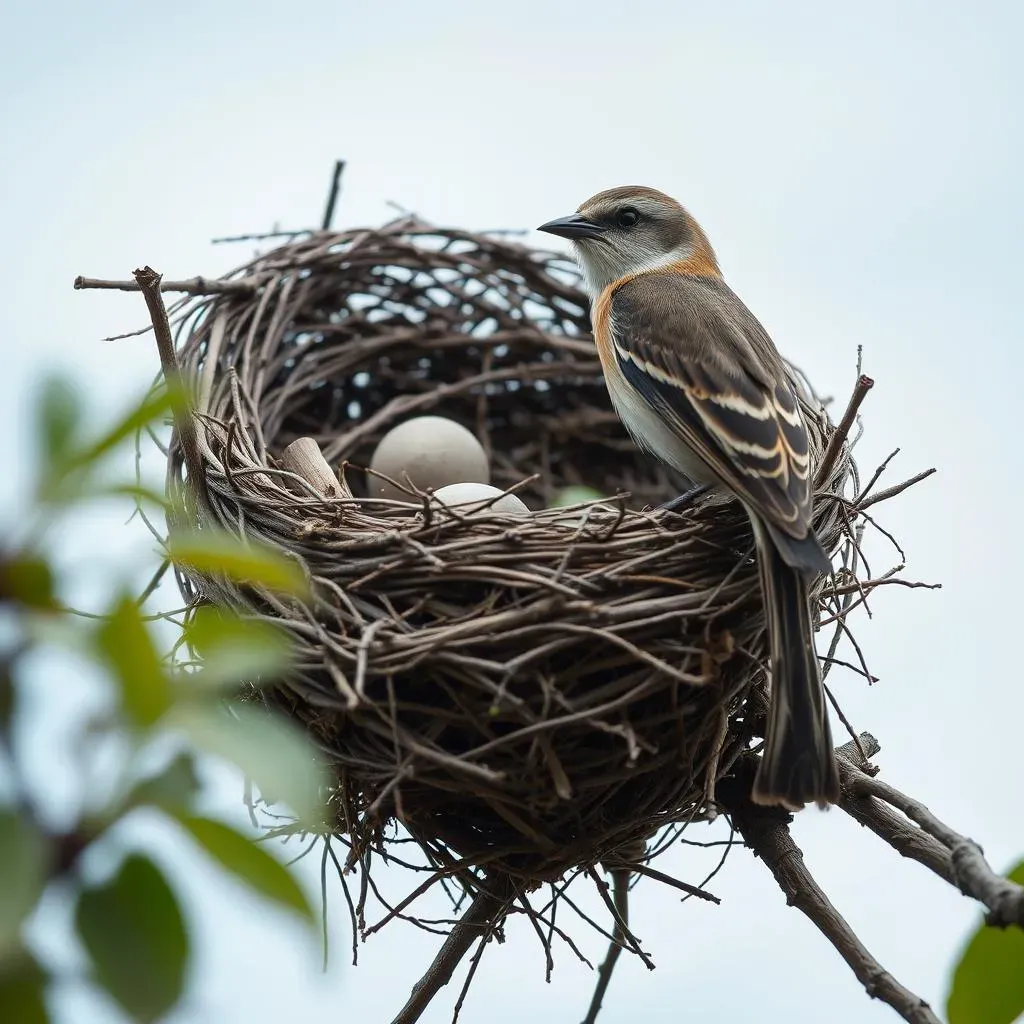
[431,482,530,516]
[164,215,856,882]
[369,414,490,502]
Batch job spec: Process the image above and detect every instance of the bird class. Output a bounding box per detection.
[538,185,840,811]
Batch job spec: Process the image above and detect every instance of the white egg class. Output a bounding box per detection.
[431,482,530,517]
[368,416,489,502]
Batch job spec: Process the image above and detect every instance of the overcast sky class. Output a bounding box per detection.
[2,1,1022,1022]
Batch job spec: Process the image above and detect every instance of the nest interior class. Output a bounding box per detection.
[166,217,852,883]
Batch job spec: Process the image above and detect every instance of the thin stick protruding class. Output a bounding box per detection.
[817,374,874,486]
[75,274,259,295]
[133,266,210,512]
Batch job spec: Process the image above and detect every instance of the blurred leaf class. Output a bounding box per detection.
[95,595,171,728]
[77,384,186,469]
[170,702,326,829]
[0,812,51,957]
[549,485,604,508]
[0,553,57,611]
[174,815,313,924]
[947,859,1024,1024]
[184,606,294,689]
[0,656,14,741]
[0,948,49,1024]
[76,854,188,1024]
[36,375,82,472]
[85,483,169,509]
[127,751,200,814]
[167,531,308,597]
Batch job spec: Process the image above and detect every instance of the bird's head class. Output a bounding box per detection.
[537,185,719,298]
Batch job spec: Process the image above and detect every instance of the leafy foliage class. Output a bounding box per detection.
[0,375,328,1022]
[947,860,1024,1024]
[76,855,188,1023]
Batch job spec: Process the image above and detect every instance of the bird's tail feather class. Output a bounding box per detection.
[751,525,840,810]
[764,520,832,576]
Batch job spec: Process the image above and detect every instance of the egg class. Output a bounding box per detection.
[368,416,489,502]
[431,482,530,517]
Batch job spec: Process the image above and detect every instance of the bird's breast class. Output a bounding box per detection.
[591,302,718,486]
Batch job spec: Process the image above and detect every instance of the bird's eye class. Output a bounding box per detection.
[616,207,640,228]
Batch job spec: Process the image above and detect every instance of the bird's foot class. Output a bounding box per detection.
[658,483,712,513]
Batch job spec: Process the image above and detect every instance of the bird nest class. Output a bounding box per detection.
[81,200,1024,1024]
[156,215,860,879]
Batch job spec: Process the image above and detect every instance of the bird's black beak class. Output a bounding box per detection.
[536,214,606,241]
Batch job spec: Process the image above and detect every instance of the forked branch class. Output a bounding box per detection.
[390,874,516,1024]
[718,757,942,1024]
[837,737,1024,928]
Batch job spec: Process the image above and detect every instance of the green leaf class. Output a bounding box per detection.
[84,483,169,509]
[170,701,326,829]
[36,375,82,471]
[0,656,14,741]
[167,531,308,597]
[77,384,186,469]
[184,606,294,689]
[0,553,57,611]
[174,815,313,923]
[947,859,1024,1024]
[127,752,200,814]
[549,485,604,508]
[0,812,51,957]
[95,595,171,728]
[0,948,49,1024]
[76,854,189,1024]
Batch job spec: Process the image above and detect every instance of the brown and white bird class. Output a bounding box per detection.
[538,185,840,810]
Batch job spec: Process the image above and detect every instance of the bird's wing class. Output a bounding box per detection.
[607,274,814,538]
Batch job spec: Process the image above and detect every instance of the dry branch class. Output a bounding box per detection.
[391,875,515,1024]
[133,267,210,513]
[582,870,632,1024]
[280,437,351,498]
[844,764,1024,928]
[719,758,942,1024]
[75,274,260,295]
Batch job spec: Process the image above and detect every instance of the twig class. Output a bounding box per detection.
[718,763,942,1024]
[133,267,211,513]
[581,870,631,1024]
[817,375,874,486]
[621,861,721,904]
[211,228,312,245]
[848,772,1024,928]
[857,468,937,511]
[74,274,258,295]
[390,875,514,1024]
[322,159,346,230]
[586,866,654,969]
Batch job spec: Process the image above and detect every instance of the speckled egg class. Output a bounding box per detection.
[431,482,530,517]
[368,416,489,502]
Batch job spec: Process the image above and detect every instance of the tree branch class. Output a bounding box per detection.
[390,875,515,1024]
[718,761,941,1024]
[74,274,259,295]
[581,869,631,1024]
[834,737,956,887]
[848,771,1024,929]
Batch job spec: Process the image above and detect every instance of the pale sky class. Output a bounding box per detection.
[2,2,1022,1022]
